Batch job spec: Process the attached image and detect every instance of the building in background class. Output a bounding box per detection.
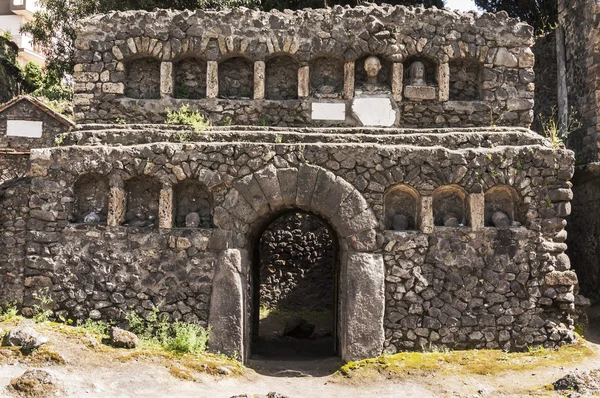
[0,0,45,66]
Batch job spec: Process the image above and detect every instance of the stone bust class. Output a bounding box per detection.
[355,55,390,94]
[364,56,382,84]
[407,61,427,86]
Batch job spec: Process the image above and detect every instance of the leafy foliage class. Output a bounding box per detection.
[166,105,210,134]
[125,309,210,354]
[474,0,557,35]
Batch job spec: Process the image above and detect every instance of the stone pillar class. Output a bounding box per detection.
[437,63,450,102]
[469,193,485,231]
[339,252,385,362]
[206,61,218,98]
[208,249,247,360]
[159,186,173,229]
[298,65,309,99]
[391,62,403,102]
[107,187,125,227]
[419,196,434,233]
[254,61,265,100]
[160,62,174,98]
[344,61,355,100]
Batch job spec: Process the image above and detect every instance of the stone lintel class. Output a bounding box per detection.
[420,196,434,233]
[206,61,218,98]
[159,186,173,229]
[160,62,174,98]
[391,62,403,102]
[108,187,125,227]
[298,65,310,99]
[344,61,355,100]
[253,61,265,100]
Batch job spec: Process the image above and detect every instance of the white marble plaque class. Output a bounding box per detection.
[311,102,346,121]
[351,97,396,127]
[6,120,43,138]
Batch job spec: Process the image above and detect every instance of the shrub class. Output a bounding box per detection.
[166,105,210,134]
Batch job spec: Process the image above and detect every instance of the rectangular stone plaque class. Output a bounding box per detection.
[311,102,346,121]
[6,120,43,138]
[404,85,437,101]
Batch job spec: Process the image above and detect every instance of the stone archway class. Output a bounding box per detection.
[208,164,385,363]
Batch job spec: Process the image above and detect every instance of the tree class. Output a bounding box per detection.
[21,0,445,81]
[474,0,557,34]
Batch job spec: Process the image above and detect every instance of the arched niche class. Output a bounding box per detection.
[72,173,109,224]
[124,176,161,228]
[173,179,212,228]
[218,56,254,99]
[174,57,207,99]
[449,59,482,101]
[433,185,468,227]
[310,56,344,98]
[265,55,298,100]
[484,186,518,227]
[384,185,420,231]
[403,56,438,87]
[125,57,161,99]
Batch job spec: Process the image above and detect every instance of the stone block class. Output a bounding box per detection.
[343,61,355,100]
[254,164,284,210]
[420,196,434,233]
[206,61,218,98]
[351,96,397,127]
[298,65,309,99]
[437,63,450,102]
[253,61,265,100]
[295,164,320,208]
[404,85,437,101]
[160,62,174,98]
[233,174,269,217]
[277,168,298,206]
[159,187,173,229]
[545,271,578,286]
[311,172,354,219]
[340,252,385,361]
[468,193,485,231]
[108,187,125,227]
[391,63,403,102]
[208,249,246,359]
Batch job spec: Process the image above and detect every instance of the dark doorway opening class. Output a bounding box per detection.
[251,210,338,359]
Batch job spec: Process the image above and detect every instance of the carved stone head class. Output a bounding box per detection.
[408,61,427,86]
[364,56,382,84]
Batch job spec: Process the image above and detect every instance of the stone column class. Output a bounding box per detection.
[159,186,173,229]
[391,63,403,102]
[469,193,485,231]
[206,61,219,98]
[344,61,355,100]
[107,187,125,227]
[437,63,450,102]
[160,62,174,98]
[254,61,265,100]
[298,65,310,99]
[339,252,385,362]
[419,196,434,233]
[208,249,247,361]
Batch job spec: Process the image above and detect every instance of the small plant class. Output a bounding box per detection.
[32,288,54,323]
[221,116,234,126]
[76,318,109,336]
[274,134,283,144]
[166,105,210,133]
[539,106,581,149]
[164,322,209,354]
[546,198,552,208]
[54,133,67,146]
[0,303,19,321]
[115,117,126,125]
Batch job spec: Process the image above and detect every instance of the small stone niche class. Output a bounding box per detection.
[174,57,207,99]
[173,180,212,228]
[310,56,344,98]
[449,59,482,101]
[265,55,299,100]
[403,57,437,101]
[124,176,161,227]
[218,56,254,99]
[354,55,392,94]
[484,186,517,228]
[384,185,420,231]
[72,173,109,224]
[125,57,161,99]
[433,186,468,227]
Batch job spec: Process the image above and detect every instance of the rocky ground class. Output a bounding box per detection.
[2,315,600,398]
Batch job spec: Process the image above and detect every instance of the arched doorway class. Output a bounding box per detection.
[251,210,339,359]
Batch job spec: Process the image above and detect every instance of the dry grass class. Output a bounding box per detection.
[339,340,594,378]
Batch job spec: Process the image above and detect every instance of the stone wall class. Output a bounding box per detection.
[259,212,335,311]
[531,32,557,135]
[73,5,536,128]
[0,127,577,360]
[559,0,600,163]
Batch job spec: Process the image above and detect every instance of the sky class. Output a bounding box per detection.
[444,0,480,12]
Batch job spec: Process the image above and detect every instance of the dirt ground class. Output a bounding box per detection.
[2,316,600,398]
